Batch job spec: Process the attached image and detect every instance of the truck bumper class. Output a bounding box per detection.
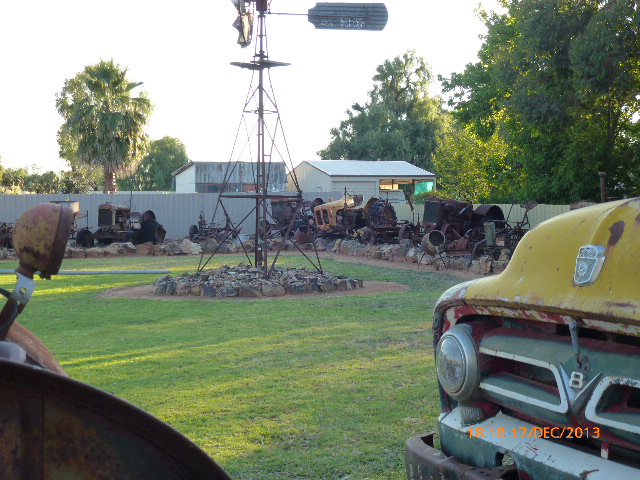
[407,410,640,480]
[405,433,515,480]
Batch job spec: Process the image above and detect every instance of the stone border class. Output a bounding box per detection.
[152,264,365,299]
[317,238,510,276]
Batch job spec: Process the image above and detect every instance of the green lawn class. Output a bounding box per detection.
[0,254,462,480]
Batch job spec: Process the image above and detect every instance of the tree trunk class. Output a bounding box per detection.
[103,166,117,194]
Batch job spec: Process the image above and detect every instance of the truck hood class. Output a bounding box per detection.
[461,197,640,324]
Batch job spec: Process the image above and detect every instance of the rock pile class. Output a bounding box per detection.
[324,238,510,275]
[152,264,364,298]
[66,239,203,258]
[0,248,17,261]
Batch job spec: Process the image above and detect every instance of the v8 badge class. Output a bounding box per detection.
[569,371,585,390]
[574,245,606,286]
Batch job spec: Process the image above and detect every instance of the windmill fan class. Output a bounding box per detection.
[231,0,388,48]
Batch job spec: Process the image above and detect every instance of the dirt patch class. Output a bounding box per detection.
[100,280,409,301]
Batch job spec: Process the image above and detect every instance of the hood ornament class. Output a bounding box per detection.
[574,245,606,286]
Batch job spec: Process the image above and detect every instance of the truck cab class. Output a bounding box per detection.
[407,198,640,479]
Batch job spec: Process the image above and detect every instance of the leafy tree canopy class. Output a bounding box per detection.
[442,0,640,203]
[56,59,153,193]
[433,118,523,203]
[118,136,190,191]
[318,50,445,172]
[0,165,93,194]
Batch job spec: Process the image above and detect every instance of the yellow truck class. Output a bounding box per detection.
[407,198,640,479]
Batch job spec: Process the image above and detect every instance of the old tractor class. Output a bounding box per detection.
[0,202,232,479]
[271,197,321,243]
[357,197,407,244]
[312,194,368,238]
[75,203,166,247]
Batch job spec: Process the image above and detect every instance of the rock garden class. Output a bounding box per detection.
[152,264,364,298]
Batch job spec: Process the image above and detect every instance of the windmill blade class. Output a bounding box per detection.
[307,3,388,31]
[231,0,255,47]
[233,12,254,47]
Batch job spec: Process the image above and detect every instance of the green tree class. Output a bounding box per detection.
[0,167,28,193]
[118,136,190,191]
[442,0,640,203]
[56,60,153,193]
[319,50,444,171]
[433,118,521,203]
[24,170,62,194]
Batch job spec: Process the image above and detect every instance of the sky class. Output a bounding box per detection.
[0,0,504,173]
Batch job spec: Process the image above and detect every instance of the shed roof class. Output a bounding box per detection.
[172,161,194,177]
[301,160,435,178]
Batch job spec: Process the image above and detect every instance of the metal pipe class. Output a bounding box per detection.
[0,270,170,275]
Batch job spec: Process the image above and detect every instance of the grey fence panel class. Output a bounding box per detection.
[0,193,259,240]
[495,203,569,228]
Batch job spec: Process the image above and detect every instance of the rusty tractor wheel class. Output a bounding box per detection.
[75,229,94,248]
[137,220,165,245]
[0,360,232,479]
[188,224,198,240]
[368,199,397,227]
[398,223,417,243]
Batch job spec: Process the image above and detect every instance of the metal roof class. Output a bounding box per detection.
[301,160,435,178]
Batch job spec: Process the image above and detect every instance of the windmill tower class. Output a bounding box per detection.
[198,1,388,277]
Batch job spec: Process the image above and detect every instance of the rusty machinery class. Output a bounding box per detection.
[75,203,166,248]
[358,197,409,244]
[312,194,367,238]
[420,196,537,259]
[301,194,419,245]
[0,203,232,478]
[188,207,241,243]
[0,222,13,249]
[269,197,322,244]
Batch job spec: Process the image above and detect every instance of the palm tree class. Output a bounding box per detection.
[56,60,153,193]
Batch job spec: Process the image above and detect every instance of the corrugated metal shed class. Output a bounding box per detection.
[303,160,435,178]
[289,160,436,203]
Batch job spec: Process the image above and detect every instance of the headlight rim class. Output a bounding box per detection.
[436,323,480,402]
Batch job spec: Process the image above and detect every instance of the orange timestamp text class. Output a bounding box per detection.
[467,426,601,439]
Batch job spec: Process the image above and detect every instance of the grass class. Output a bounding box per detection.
[0,254,462,480]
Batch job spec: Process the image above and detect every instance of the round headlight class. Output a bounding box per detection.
[436,324,480,402]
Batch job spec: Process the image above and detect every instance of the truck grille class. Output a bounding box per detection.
[472,323,640,462]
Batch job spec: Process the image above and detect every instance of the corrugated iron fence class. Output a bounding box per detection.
[0,193,257,241]
[0,194,570,240]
